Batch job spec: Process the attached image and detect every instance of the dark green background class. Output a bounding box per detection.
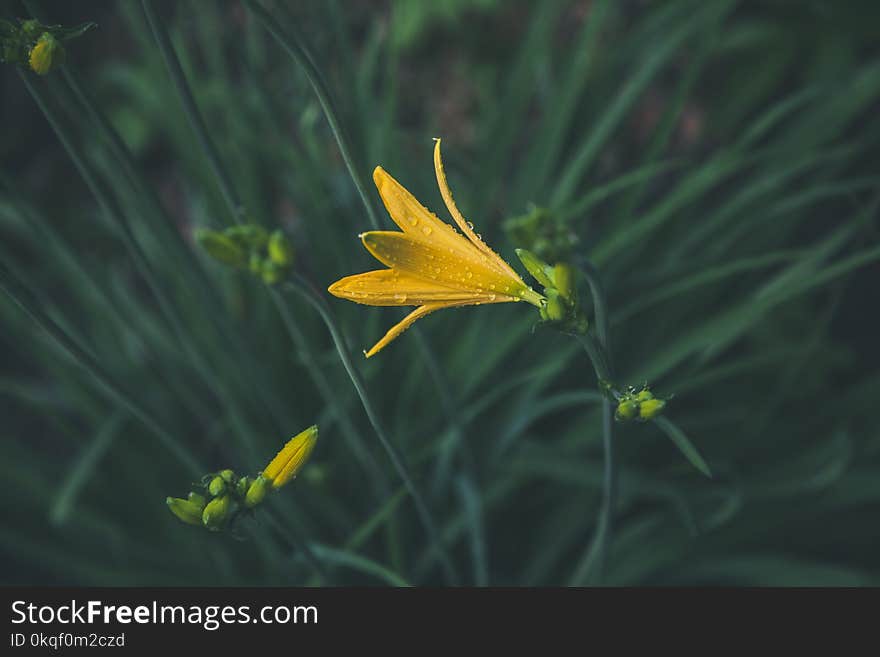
[1,0,879,585]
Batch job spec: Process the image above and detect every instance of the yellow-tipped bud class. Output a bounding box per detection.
[615,399,638,421]
[515,248,555,289]
[236,476,250,498]
[639,398,666,420]
[166,496,203,526]
[219,469,235,484]
[29,32,65,75]
[244,475,270,508]
[268,229,295,267]
[262,425,318,489]
[208,475,226,497]
[195,228,247,268]
[202,495,231,530]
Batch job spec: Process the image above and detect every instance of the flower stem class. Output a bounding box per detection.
[0,261,203,476]
[242,0,381,230]
[284,276,460,585]
[140,0,245,225]
[570,263,617,585]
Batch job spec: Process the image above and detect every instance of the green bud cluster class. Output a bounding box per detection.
[166,468,276,533]
[1,18,95,75]
[504,205,578,264]
[516,249,588,334]
[195,224,295,285]
[612,385,668,422]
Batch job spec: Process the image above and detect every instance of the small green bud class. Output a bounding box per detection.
[636,389,654,402]
[195,228,247,268]
[21,20,41,40]
[29,32,65,75]
[202,495,231,530]
[219,469,235,484]
[208,475,226,497]
[268,229,294,267]
[639,398,666,420]
[236,476,250,497]
[227,224,269,250]
[515,248,555,289]
[261,259,284,285]
[166,497,203,526]
[244,475,270,508]
[615,399,638,421]
[552,263,577,304]
[187,492,206,508]
[249,252,263,275]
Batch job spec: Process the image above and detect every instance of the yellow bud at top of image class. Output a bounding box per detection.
[29,33,65,76]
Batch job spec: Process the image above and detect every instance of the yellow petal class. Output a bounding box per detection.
[373,166,512,279]
[328,269,485,306]
[263,426,318,488]
[364,298,510,358]
[361,231,527,299]
[433,138,523,281]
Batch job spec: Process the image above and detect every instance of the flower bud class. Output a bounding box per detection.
[208,475,226,497]
[187,492,206,508]
[543,288,566,322]
[515,248,555,289]
[195,228,247,268]
[261,260,284,285]
[268,229,294,267]
[636,389,654,402]
[244,475,270,508]
[202,494,231,530]
[615,399,638,421]
[552,263,577,304]
[226,224,268,250]
[236,476,250,498]
[166,497,203,526]
[29,32,65,76]
[219,469,235,484]
[262,425,319,489]
[639,398,666,420]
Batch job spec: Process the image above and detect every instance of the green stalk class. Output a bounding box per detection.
[268,288,387,495]
[242,0,381,229]
[0,262,202,475]
[140,0,245,225]
[284,276,459,584]
[17,72,257,450]
[570,264,617,585]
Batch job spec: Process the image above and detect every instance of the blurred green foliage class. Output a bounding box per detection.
[0,0,878,585]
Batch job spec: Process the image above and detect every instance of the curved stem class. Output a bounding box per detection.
[570,263,617,585]
[284,276,459,585]
[0,261,203,476]
[242,0,380,230]
[141,0,245,225]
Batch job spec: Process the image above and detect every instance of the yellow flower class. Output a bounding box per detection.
[261,425,318,489]
[328,139,545,357]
